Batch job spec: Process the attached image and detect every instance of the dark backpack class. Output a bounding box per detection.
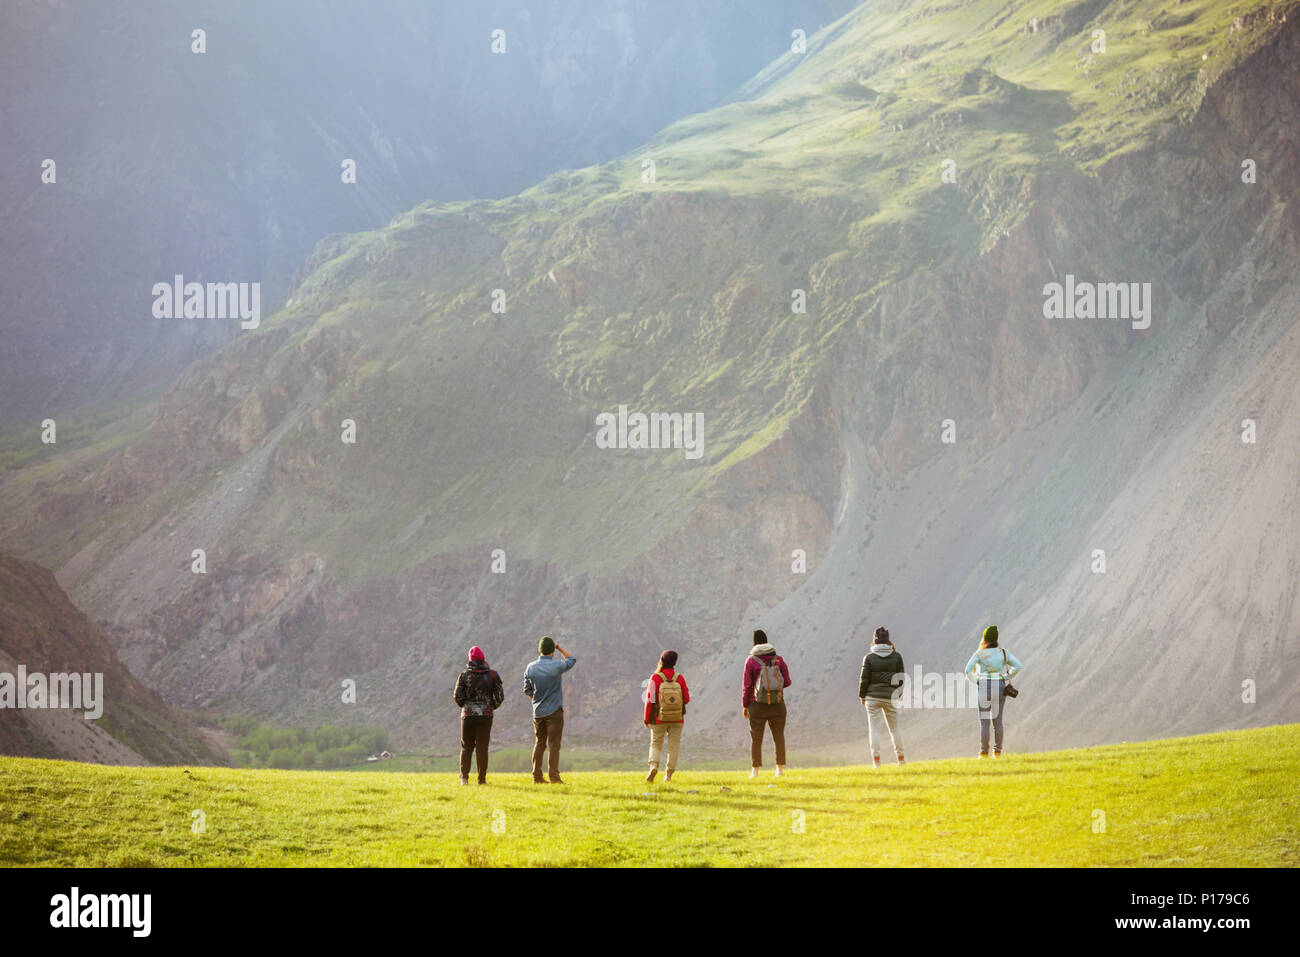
[471,669,503,710]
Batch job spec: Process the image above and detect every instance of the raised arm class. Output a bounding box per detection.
[554,644,577,670]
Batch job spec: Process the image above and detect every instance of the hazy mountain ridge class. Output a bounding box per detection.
[0,0,857,417]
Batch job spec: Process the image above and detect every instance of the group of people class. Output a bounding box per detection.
[449,635,575,785]
[858,624,1024,767]
[450,625,1023,785]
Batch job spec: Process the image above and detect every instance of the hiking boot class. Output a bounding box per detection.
[872,755,882,769]
[477,779,487,785]
[549,777,566,785]
[992,750,1002,758]
[532,776,546,784]
[977,752,988,759]
[645,768,657,783]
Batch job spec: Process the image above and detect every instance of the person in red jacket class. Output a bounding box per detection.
[643,650,689,783]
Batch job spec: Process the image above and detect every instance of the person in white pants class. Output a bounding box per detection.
[859,626,905,767]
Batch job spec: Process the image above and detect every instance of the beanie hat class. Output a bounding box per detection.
[539,635,555,656]
[982,625,999,645]
[468,645,485,662]
[753,629,767,646]
[660,650,678,669]
[874,626,890,643]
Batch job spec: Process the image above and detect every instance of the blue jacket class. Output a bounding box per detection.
[523,654,577,718]
[964,646,1023,683]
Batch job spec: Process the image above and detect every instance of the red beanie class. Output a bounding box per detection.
[469,645,485,662]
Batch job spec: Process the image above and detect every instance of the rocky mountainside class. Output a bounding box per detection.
[0,551,220,764]
[1,0,1297,761]
[0,0,855,418]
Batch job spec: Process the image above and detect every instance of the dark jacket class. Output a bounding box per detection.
[859,643,904,701]
[454,661,505,718]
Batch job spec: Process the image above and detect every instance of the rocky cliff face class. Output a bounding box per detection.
[0,552,221,764]
[1,0,1297,760]
[728,11,1300,756]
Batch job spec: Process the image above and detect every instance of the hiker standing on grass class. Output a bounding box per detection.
[742,629,791,778]
[453,645,505,785]
[644,650,689,784]
[523,636,576,784]
[859,626,905,768]
[964,625,1023,758]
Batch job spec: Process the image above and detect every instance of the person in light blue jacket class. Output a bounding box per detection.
[964,625,1022,758]
[523,636,577,783]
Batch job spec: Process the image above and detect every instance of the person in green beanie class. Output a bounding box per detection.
[964,625,1023,757]
[522,635,577,783]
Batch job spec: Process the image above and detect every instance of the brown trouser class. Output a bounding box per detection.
[532,707,564,781]
[459,714,492,782]
[748,700,787,767]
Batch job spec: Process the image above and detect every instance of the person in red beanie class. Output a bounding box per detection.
[453,645,504,785]
[643,650,689,783]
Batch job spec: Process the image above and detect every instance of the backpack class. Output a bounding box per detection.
[755,657,784,705]
[656,671,684,723]
[471,669,503,711]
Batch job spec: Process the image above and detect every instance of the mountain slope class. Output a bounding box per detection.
[0,0,856,417]
[0,552,221,765]
[1,0,1297,758]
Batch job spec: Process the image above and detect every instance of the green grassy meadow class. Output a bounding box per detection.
[1,725,1296,867]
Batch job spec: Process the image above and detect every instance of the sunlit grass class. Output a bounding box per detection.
[2,724,1295,867]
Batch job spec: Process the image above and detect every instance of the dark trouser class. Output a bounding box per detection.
[459,714,493,782]
[978,678,1007,754]
[748,701,787,767]
[532,707,564,781]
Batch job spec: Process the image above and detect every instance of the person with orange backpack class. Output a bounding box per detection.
[742,629,792,778]
[643,650,689,783]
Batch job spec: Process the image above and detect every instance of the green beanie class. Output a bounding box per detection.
[539,635,555,656]
[982,625,999,645]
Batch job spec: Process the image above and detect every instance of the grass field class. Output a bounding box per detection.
[1,725,1296,867]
